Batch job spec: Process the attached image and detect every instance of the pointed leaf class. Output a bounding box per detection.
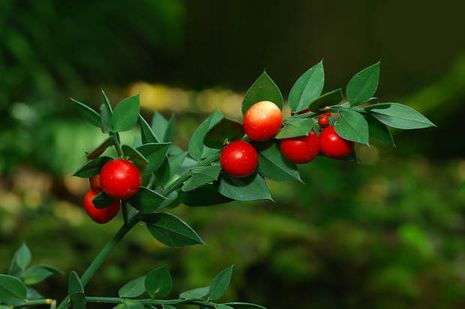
[122,145,149,170]
[68,271,85,309]
[92,191,118,209]
[242,71,284,115]
[100,103,113,133]
[73,156,112,178]
[21,265,61,285]
[119,276,146,298]
[72,98,101,127]
[145,213,204,248]
[137,143,171,175]
[189,110,224,160]
[112,95,141,132]
[334,109,369,145]
[145,266,173,299]
[209,265,234,301]
[156,151,188,185]
[0,275,27,306]
[257,142,301,182]
[140,115,158,144]
[151,113,176,143]
[204,119,244,149]
[218,174,272,201]
[181,184,232,207]
[308,88,343,110]
[180,287,210,300]
[367,103,435,129]
[275,118,316,139]
[86,137,113,160]
[366,115,394,145]
[288,61,324,113]
[127,187,166,213]
[12,243,31,272]
[347,62,380,105]
[182,165,221,192]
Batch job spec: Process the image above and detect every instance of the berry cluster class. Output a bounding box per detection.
[84,159,141,223]
[220,100,353,177]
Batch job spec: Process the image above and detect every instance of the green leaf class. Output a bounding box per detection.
[242,71,284,115]
[11,243,31,272]
[209,265,234,301]
[156,151,188,185]
[179,287,210,300]
[367,103,436,129]
[72,98,101,128]
[181,184,232,207]
[151,113,176,143]
[122,145,149,170]
[145,212,204,248]
[182,165,221,192]
[334,109,369,145]
[257,142,301,182]
[137,143,171,175]
[114,300,144,309]
[145,266,173,299]
[73,156,112,178]
[112,95,141,132]
[92,192,118,209]
[86,137,113,160]
[0,275,27,306]
[21,265,61,285]
[118,276,146,298]
[217,305,234,309]
[346,62,380,105]
[204,118,244,149]
[366,115,395,145]
[68,271,86,309]
[27,287,44,300]
[308,88,343,110]
[189,110,224,160]
[275,117,316,139]
[127,187,166,213]
[218,174,272,201]
[140,115,158,144]
[223,302,266,309]
[288,61,324,113]
[100,103,113,134]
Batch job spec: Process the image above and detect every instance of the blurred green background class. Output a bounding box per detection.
[1,0,465,308]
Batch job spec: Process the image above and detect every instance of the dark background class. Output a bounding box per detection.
[1,1,465,308]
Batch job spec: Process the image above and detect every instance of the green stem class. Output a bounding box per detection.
[57,214,140,309]
[25,299,57,308]
[85,296,214,307]
[111,132,124,157]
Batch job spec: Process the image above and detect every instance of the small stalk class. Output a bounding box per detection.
[25,299,57,308]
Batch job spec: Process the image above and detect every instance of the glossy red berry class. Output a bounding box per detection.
[83,190,120,224]
[89,175,101,192]
[319,126,354,159]
[243,101,282,141]
[220,140,258,177]
[280,130,320,164]
[100,159,142,199]
[318,116,329,127]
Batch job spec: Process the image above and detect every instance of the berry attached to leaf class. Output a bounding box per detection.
[220,140,258,177]
[243,101,282,141]
[280,130,320,164]
[318,116,329,127]
[83,190,120,224]
[100,159,142,199]
[319,126,353,159]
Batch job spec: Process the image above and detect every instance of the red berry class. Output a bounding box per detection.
[89,175,101,192]
[280,130,320,164]
[243,101,282,141]
[100,159,142,199]
[220,140,258,177]
[83,190,120,224]
[318,116,329,127]
[319,126,353,159]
